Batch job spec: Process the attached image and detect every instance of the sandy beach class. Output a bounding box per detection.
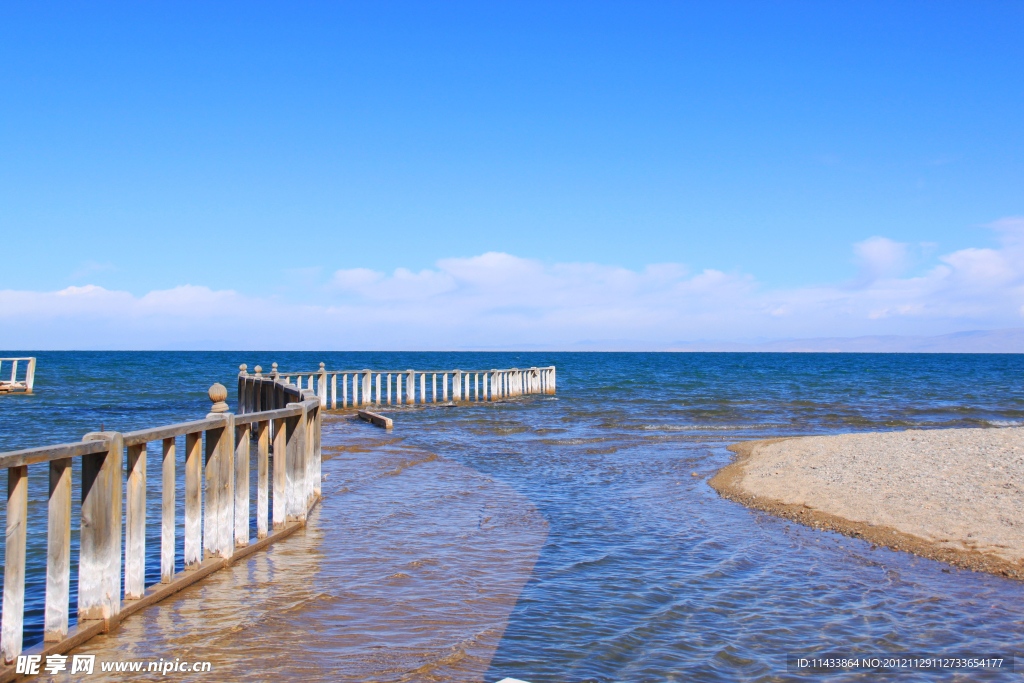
[710,427,1024,580]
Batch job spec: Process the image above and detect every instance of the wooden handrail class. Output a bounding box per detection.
[0,375,322,677]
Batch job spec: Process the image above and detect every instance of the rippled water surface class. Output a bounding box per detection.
[2,351,1023,681]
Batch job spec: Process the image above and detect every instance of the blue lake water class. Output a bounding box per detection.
[1,351,1022,681]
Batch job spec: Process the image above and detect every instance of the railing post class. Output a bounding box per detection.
[432,373,437,403]
[234,421,251,548]
[376,373,382,405]
[319,363,327,408]
[44,457,72,642]
[419,372,425,405]
[161,437,175,582]
[125,442,147,599]
[387,374,393,405]
[78,431,123,631]
[363,370,372,407]
[2,464,28,662]
[24,358,35,394]
[184,431,202,569]
[443,373,449,401]
[342,373,348,408]
[272,415,287,530]
[453,370,462,401]
[257,420,270,539]
[551,366,557,394]
[406,369,414,404]
[205,384,234,560]
[285,401,307,522]
[331,373,337,410]
[8,360,17,385]
[237,365,248,414]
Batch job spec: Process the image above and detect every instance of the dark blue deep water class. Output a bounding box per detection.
[1,351,1022,681]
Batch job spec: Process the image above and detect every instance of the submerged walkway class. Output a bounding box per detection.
[47,416,547,682]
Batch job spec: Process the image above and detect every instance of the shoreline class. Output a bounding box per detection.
[709,431,1024,581]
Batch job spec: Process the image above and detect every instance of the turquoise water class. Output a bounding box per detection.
[1,351,1023,680]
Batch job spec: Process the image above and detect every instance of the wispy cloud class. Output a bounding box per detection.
[3,219,1024,349]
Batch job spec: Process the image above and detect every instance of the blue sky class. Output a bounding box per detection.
[2,2,1023,349]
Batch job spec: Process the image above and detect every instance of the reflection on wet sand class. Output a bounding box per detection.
[43,416,547,683]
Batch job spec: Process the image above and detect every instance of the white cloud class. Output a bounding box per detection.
[853,236,909,282]
[3,220,1024,349]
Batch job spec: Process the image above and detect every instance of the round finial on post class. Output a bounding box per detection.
[272,362,278,370]
[254,365,262,375]
[239,364,247,372]
[319,362,325,370]
[208,383,229,413]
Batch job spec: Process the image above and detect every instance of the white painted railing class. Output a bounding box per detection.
[236,364,556,411]
[0,358,36,395]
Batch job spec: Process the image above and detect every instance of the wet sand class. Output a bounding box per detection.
[710,428,1024,580]
[43,416,547,682]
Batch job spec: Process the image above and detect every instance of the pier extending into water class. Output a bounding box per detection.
[0,359,35,395]
[238,364,556,411]
[0,374,323,681]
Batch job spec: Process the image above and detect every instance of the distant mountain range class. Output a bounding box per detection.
[666,328,1024,353]
[555,328,1024,353]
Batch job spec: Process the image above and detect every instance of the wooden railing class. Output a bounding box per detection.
[0,359,35,395]
[237,363,556,411]
[0,375,321,678]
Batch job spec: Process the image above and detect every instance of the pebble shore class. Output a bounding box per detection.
[710,427,1024,580]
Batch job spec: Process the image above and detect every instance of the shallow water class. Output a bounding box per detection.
[2,351,1023,681]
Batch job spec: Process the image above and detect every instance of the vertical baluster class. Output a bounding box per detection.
[318,363,327,408]
[331,373,337,410]
[78,432,123,630]
[184,432,202,569]
[24,358,36,394]
[161,438,175,582]
[376,373,382,405]
[351,373,358,408]
[237,365,248,414]
[362,370,371,407]
[419,372,425,405]
[125,443,147,599]
[2,464,28,661]
[205,384,234,560]
[396,373,402,405]
[432,373,437,403]
[443,373,449,401]
[272,416,287,529]
[234,422,250,548]
[342,373,348,408]
[452,370,461,401]
[256,420,269,539]
[387,374,393,405]
[9,360,17,385]
[44,457,72,642]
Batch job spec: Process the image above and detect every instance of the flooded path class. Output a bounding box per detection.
[41,416,546,682]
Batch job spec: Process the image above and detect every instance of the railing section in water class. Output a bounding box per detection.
[0,358,36,395]
[237,363,556,411]
[0,375,322,681]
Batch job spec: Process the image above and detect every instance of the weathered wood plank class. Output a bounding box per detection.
[234,423,250,548]
[2,465,28,662]
[0,439,110,470]
[44,458,71,642]
[357,410,393,429]
[184,432,202,569]
[122,419,223,447]
[124,443,147,599]
[256,420,269,539]
[78,432,122,630]
[161,438,175,582]
[272,417,287,530]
